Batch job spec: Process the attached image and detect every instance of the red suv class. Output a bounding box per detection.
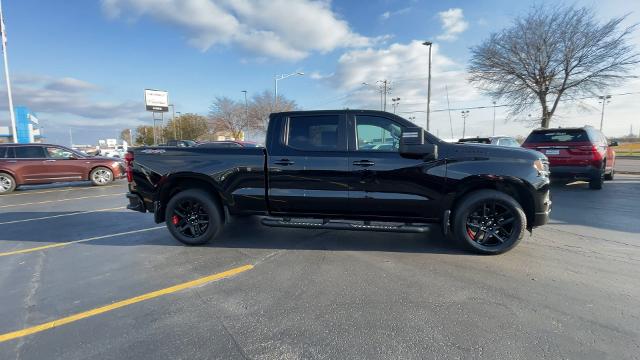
[522,126,616,190]
[0,143,125,194]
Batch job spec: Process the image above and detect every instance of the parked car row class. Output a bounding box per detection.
[459,126,617,190]
[0,143,125,194]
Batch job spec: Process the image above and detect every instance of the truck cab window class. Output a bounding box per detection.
[287,115,344,151]
[355,116,401,152]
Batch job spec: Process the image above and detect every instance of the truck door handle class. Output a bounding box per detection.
[274,159,294,166]
[353,160,375,167]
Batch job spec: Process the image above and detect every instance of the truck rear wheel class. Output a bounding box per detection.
[452,190,526,255]
[0,172,16,194]
[165,189,223,245]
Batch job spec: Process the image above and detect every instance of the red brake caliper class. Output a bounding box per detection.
[467,227,476,240]
[172,215,180,225]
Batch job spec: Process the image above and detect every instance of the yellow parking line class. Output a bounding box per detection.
[0,193,124,209]
[0,226,165,257]
[0,207,126,225]
[0,264,254,343]
[2,184,121,196]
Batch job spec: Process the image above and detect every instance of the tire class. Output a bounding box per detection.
[90,167,113,186]
[165,189,223,245]
[452,189,526,255]
[0,172,16,194]
[589,170,604,190]
[604,169,614,181]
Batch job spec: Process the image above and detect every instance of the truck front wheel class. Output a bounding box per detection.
[452,190,526,255]
[165,189,223,245]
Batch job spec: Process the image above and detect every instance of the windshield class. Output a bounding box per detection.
[524,130,589,143]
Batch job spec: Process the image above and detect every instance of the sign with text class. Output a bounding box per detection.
[144,89,169,112]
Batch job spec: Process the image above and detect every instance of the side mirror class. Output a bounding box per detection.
[609,141,618,147]
[399,126,438,160]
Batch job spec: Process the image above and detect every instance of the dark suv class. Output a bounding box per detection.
[0,143,125,194]
[522,126,616,190]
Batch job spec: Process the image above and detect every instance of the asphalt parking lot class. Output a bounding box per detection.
[0,175,639,360]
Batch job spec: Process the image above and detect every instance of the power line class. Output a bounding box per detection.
[398,91,640,114]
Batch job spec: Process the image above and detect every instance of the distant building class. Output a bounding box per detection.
[0,106,44,143]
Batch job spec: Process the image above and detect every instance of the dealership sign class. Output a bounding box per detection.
[144,89,169,112]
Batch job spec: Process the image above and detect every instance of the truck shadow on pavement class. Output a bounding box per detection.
[0,212,470,255]
[209,216,470,255]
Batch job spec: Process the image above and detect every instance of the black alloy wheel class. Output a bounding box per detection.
[465,201,515,247]
[453,189,526,254]
[165,189,222,245]
[171,199,210,238]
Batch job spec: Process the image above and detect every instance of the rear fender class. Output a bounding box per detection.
[155,172,227,223]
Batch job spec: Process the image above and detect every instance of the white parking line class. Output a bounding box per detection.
[0,226,166,257]
[0,193,125,209]
[2,184,121,196]
[0,207,126,225]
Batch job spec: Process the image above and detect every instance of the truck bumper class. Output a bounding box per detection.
[126,193,146,213]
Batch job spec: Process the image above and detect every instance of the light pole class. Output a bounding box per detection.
[461,110,469,138]
[492,101,497,136]
[1,0,17,143]
[391,97,400,113]
[423,41,433,132]
[169,104,177,140]
[274,72,304,109]
[176,111,182,140]
[599,95,611,131]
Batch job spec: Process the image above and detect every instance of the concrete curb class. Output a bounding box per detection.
[618,171,640,175]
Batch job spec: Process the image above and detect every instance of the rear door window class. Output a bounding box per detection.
[14,146,46,158]
[286,115,345,151]
[0,147,6,158]
[525,130,589,143]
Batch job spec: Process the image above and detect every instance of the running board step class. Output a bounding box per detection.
[261,218,433,234]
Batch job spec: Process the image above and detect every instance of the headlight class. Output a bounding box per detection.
[533,159,549,176]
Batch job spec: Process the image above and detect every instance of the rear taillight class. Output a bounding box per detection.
[124,152,134,182]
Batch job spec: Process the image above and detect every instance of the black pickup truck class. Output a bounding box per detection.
[125,110,551,254]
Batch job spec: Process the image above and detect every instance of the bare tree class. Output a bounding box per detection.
[209,97,252,140]
[468,5,639,128]
[248,90,297,133]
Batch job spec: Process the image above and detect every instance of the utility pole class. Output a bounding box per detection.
[599,95,611,131]
[376,80,390,111]
[445,84,453,139]
[69,129,73,147]
[423,41,433,132]
[169,104,177,140]
[0,0,17,143]
[391,97,400,113]
[242,90,248,124]
[492,101,497,136]
[461,110,469,139]
[129,128,133,145]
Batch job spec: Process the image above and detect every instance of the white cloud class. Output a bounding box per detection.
[0,75,144,122]
[316,40,481,118]
[436,8,468,41]
[380,7,411,21]
[101,0,375,61]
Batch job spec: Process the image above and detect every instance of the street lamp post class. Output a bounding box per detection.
[461,110,470,138]
[274,72,304,109]
[423,41,433,132]
[599,95,612,131]
[492,101,497,136]
[391,97,401,113]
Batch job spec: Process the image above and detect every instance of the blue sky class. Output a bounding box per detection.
[1,0,639,144]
